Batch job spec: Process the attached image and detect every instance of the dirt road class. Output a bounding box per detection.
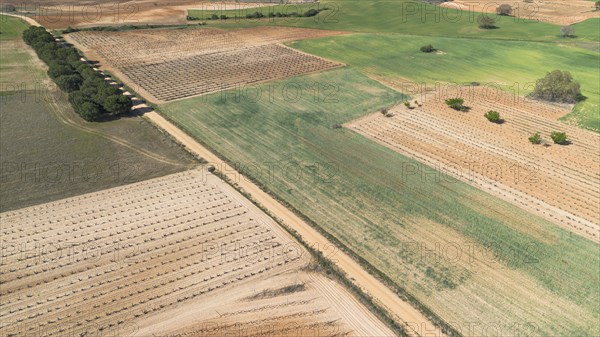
[143,110,441,337]
[6,13,442,335]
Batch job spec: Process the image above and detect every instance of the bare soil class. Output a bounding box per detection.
[64,26,346,103]
[346,85,600,242]
[0,169,393,337]
[440,0,600,25]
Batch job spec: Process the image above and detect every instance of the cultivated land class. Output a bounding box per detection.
[0,15,196,212]
[3,0,600,335]
[0,169,393,337]
[64,27,345,103]
[440,0,600,25]
[290,33,600,131]
[346,85,600,241]
[187,0,600,42]
[159,68,600,336]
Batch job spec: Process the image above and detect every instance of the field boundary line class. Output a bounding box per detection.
[142,109,457,337]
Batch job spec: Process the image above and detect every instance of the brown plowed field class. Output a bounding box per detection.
[7,0,283,29]
[440,0,599,25]
[346,85,600,242]
[64,27,345,103]
[0,169,393,337]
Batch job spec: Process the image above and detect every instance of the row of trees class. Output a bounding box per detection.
[193,7,325,20]
[23,26,132,121]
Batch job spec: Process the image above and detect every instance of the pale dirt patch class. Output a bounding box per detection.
[440,0,600,25]
[346,84,600,242]
[0,169,393,337]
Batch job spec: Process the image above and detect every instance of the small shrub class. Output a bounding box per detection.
[380,107,388,115]
[528,132,542,144]
[484,110,502,123]
[596,1,600,11]
[445,98,467,111]
[403,101,411,108]
[497,4,512,16]
[477,15,496,29]
[550,131,568,144]
[303,9,319,17]
[420,44,435,53]
[560,25,575,38]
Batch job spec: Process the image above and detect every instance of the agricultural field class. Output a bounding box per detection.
[64,27,344,102]
[2,0,599,335]
[188,0,600,42]
[0,169,393,336]
[290,33,600,131]
[0,15,196,212]
[346,85,600,241]
[2,0,197,29]
[160,68,600,336]
[439,0,599,25]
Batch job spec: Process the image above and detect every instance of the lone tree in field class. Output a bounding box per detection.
[477,15,496,29]
[595,1,600,11]
[420,44,435,53]
[550,131,569,144]
[560,25,576,38]
[528,132,542,144]
[484,110,502,123]
[530,70,582,103]
[445,98,468,111]
[497,4,512,16]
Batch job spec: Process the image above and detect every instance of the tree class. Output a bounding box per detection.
[477,15,496,29]
[550,131,568,144]
[420,44,435,53]
[445,98,468,111]
[303,9,319,17]
[103,95,133,115]
[47,62,76,79]
[530,70,581,103]
[596,1,600,11]
[560,25,575,38]
[528,132,542,144]
[497,4,512,16]
[55,74,83,92]
[484,110,502,123]
[78,101,102,121]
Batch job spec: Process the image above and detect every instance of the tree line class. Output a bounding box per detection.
[23,26,132,121]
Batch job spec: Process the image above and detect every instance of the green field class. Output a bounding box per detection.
[0,14,28,40]
[189,0,599,42]
[160,68,600,336]
[190,0,600,130]
[0,15,196,211]
[289,33,600,131]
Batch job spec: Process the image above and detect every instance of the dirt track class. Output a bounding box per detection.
[142,110,441,336]
[0,170,393,336]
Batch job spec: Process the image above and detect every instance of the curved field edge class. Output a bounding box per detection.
[0,15,197,211]
[288,33,600,132]
[188,0,599,42]
[158,67,600,336]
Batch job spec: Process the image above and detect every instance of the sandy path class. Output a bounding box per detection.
[143,110,440,337]
[11,14,439,335]
[1,12,41,26]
